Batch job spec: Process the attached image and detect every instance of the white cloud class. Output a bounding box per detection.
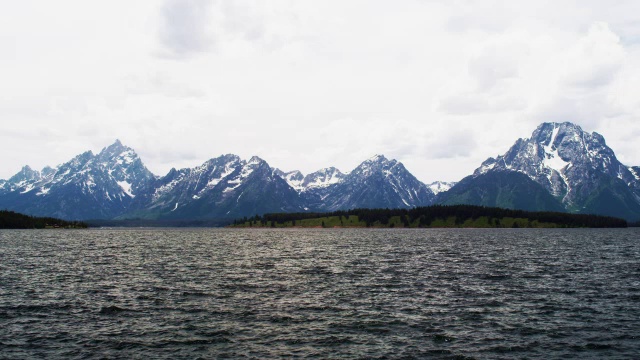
[1,1,640,184]
[562,22,625,89]
[158,0,215,57]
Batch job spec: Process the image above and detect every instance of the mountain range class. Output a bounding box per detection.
[1,122,639,222]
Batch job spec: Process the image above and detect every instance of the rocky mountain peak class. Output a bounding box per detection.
[470,121,640,219]
[273,169,305,192]
[41,166,56,178]
[8,165,41,184]
[428,181,456,195]
[351,154,401,178]
[97,140,138,164]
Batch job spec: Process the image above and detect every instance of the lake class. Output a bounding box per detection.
[1,228,639,359]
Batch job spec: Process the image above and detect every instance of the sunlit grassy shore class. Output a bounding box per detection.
[232,215,567,228]
[230,205,627,229]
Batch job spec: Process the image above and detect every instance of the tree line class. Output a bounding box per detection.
[0,210,87,229]
[233,205,627,228]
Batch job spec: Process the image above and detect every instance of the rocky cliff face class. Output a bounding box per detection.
[468,122,640,219]
[304,155,435,211]
[2,122,638,221]
[0,140,155,220]
[143,156,304,219]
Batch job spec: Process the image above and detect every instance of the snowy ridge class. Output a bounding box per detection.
[471,121,640,215]
[5,124,636,221]
[428,181,456,195]
[273,170,305,192]
[273,167,346,193]
[0,140,156,219]
[302,155,436,211]
[117,181,134,198]
[542,125,570,174]
[2,146,439,219]
[151,155,243,207]
[302,168,345,191]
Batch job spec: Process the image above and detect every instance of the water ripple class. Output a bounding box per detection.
[0,228,639,359]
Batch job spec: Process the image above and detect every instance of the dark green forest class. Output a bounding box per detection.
[0,210,87,229]
[232,205,627,228]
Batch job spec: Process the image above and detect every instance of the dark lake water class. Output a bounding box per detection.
[1,228,639,359]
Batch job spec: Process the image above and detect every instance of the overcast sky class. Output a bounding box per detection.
[1,1,640,183]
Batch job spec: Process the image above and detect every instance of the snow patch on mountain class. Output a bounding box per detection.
[274,167,346,193]
[428,181,456,195]
[36,187,50,196]
[476,159,496,175]
[117,180,135,198]
[542,125,570,174]
[471,122,640,216]
[153,177,181,200]
[279,170,305,192]
[20,184,36,194]
[302,167,345,191]
[204,164,235,189]
[223,182,241,192]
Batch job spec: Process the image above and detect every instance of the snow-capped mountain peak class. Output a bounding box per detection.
[8,165,42,185]
[307,155,434,210]
[301,167,345,191]
[0,140,158,219]
[428,181,456,195]
[472,121,640,215]
[273,169,305,192]
[273,167,346,193]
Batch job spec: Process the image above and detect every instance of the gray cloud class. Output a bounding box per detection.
[532,96,625,129]
[439,94,526,115]
[468,47,521,91]
[567,65,621,89]
[2,1,640,183]
[158,0,215,57]
[426,130,478,159]
[220,1,266,43]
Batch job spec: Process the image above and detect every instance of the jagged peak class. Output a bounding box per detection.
[366,154,388,163]
[531,122,588,145]
[103,139,127,152]
[8,165,41,184]
[358,154,404,171]
[428,181,456,195]
[535,121,583,132]
[219,153,240,160]
[72,150,94,162]
[100,139,133,156]
[285,170,304,180]
[41,166,56,178]
[529,122,612,153]
[218,153,241,161]
[202,154,242,166]
[309,166,343,176]
[247,155,266,165]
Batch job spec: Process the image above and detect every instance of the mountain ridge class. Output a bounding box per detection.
[1,121,639,221]
[442,121,640,220]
